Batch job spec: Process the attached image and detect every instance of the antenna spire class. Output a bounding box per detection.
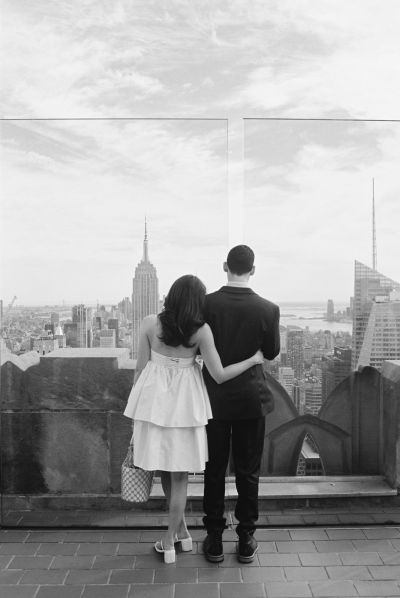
[372,178,377,271]
[143,217,149,262]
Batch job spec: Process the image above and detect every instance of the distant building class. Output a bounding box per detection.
[352,260,399,369]
[303,345,313,366]
[108,318,119,348]
[321,346,352,402]
[54,324,66,349]
[72,304,93,348]
[99,329,116,348]
[292,381,305,414]
[323,330,334,352]
[132,221,159,358]
[64,322,78,347]
[304,378,322,416]
[279,328,287,365]
[357,290,400,370]
[118,297,132,321]
[287,329,304,380]
[44,323,55,335]
[327,299,335,322]
[51,312,59,326]
[32,336,59,355]
[297,436,324,476]
[278,366,295,398]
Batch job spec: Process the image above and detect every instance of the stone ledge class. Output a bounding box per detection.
[151,476,397,499]
[2,476,397,514]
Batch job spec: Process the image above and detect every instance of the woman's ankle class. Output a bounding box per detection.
[163,533,175,550]
[176,524,190,539]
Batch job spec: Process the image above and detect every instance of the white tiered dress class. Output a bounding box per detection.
[123,350,213,472]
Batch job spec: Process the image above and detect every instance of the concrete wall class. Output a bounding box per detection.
[1,349,134,497]
[1,349,400,506]
[382,360,400,488]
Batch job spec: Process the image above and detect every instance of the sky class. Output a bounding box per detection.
[1,1,400,304]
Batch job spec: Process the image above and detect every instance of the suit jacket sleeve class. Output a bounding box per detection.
[261,305,280,360]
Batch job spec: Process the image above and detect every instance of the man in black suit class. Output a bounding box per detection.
[202,245,280,563]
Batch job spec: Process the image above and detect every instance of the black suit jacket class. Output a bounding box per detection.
[202,286,280,420]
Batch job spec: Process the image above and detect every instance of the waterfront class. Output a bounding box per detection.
[279,302,352,333]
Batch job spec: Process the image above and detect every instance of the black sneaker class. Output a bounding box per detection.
[238,532,258,563]
[203,531,224,562]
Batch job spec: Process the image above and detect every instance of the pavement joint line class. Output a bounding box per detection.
[2,522,400,532]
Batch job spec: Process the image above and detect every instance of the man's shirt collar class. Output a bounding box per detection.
[226,281,250,288]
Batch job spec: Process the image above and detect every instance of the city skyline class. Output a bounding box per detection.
[1,117,398,305]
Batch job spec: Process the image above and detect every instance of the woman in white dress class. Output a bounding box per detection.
[124,275,263,563]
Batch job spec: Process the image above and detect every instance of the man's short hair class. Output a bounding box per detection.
[227,245,255,275]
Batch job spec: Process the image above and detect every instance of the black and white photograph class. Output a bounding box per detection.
[1,1,400,596]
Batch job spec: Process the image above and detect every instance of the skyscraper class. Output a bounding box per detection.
[304,378,322,416]
[352,261,399,369]
[278,366,295,397]
[326,299,334,322]
[287,328,304,380]
[357,290,400,370]
[51,312,59,326]
[321,346,352,402]
[118,297,132,321]
[99,329,116,348]
[64,322,78,347]
[72,304,93,348]
[132,221,159,358]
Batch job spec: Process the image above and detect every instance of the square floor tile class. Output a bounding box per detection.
[20,570,68,584]
[109,569,154,584]
[220,582,266,597]
[0,588,40,598]
[174,583,219,598]
[36,588,84,598]
[129,585,174,598]
[81,586,129,598]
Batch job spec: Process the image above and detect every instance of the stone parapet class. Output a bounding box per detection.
[1,351,399,511]
[382,360,400,488]
[1,348,134,497]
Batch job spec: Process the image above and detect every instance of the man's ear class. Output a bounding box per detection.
[250,266,255,276]
[223,261,228,273]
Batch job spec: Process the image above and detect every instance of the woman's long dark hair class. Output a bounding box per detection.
[158,275,206,347]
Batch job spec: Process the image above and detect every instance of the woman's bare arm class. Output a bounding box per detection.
[133,315,155,384]
[198,323,263,384]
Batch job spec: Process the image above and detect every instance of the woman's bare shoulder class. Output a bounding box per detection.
[143,314,158,321]
[141,314,158,330]
[193,323,211,342]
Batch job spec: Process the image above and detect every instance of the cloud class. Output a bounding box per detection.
[0,118,229,302]
[1,1,399,302]
[2,1,400,118]
[243,119,400,300]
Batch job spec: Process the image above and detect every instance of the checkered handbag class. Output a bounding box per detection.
[121,439,154,503]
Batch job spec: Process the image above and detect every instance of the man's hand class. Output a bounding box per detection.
[252,350,264,365]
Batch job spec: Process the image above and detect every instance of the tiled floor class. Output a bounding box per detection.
[3,503,400,528]
[1,526,400,597]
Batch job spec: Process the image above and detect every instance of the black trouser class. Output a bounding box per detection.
[203,417,266,536]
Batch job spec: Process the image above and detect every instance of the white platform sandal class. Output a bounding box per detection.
[154,540,176,564]
[175,535,193,552]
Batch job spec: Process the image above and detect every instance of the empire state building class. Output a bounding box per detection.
[132,221,159,358]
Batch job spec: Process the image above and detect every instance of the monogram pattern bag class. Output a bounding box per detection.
[121,435,154,503]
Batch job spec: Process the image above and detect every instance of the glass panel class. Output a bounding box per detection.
[0,118,228,526]
[244,119,400,476]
